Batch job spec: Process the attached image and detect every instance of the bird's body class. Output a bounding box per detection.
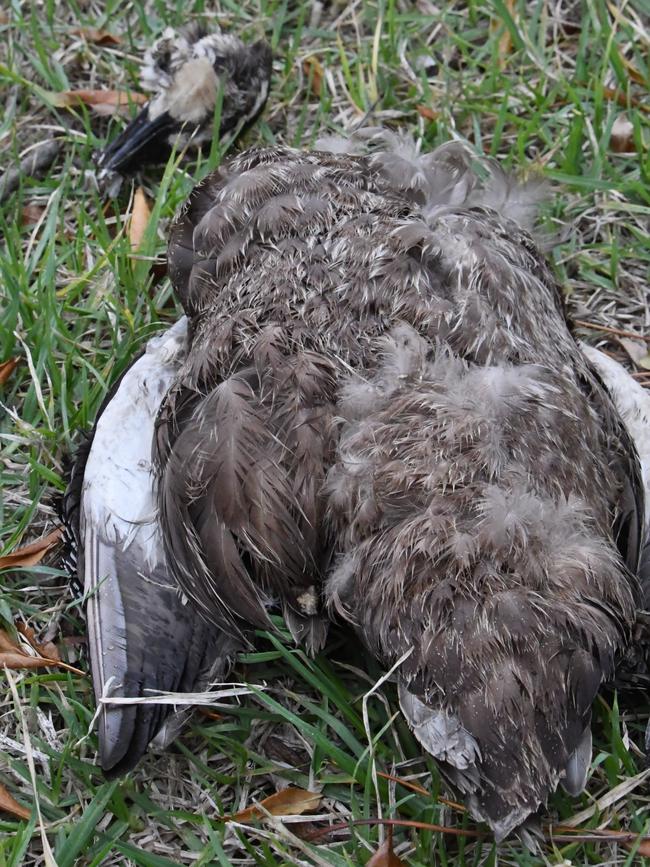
[67,134,647,836]
[154,137,644,836]
[96,24,272,178]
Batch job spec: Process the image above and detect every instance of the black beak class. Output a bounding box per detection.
[96,105,179,176]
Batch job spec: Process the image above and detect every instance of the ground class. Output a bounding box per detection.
[1,0,649,864]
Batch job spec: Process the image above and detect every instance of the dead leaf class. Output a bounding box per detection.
[224,787,321,824]
[0,627,84,676]
[21,203,46,226]
[17,623,60,662]
[619,337,648,365]
[610,115,636,153]
[628,837,650,856]
[129,187,151,250]
[602,87,649,114]
[0,358,18,385]
[50,89,146,117]
[367,828,406,866]
[197,707,223,721]
[0,782,31,821]
[416,105,438,121]
[0,528,62,569]
[71,27,121,46]
[303,56,324,97]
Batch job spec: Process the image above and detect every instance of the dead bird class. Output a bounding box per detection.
[95,23,272,180]
[66,132,648,829]
[157,132,646,837]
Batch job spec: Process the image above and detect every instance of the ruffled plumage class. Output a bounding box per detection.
[67,135,648,833]
[156,137,646,836]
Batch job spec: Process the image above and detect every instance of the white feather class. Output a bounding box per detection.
[80,318,187,755]
[80,317,188,571]
[398,682,481,770]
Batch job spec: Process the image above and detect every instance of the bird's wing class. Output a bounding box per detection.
[580,344,649,597]
[159,152,349,652]
[67,319,235,774]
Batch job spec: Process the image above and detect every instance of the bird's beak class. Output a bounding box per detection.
[96,105,178,176]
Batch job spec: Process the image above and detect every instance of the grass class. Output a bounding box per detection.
[1,0,649,863]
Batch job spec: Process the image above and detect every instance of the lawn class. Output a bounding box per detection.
[1,0,649,864]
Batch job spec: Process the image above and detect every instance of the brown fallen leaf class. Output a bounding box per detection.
[51,89,147,117]
[610,114,636,153]
[416,104,438,122]
[628,837,650,857]
[17,623,61,662]
[21,203,46,226]
[367,828,406,867]
[620,56,646,86]
[223,787,321,824]
[303,56,324,97]
[602,87,649,114]
[0,782,31,821]
[197,707,224,721]
[129,187,152,250]
[0,358,18,385]
[0,528,62,569]
[71,27,121,46]
[0,627,84,676]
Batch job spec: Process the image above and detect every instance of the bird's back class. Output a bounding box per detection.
[161,139,643,834]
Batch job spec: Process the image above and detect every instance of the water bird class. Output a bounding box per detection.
[65,132,649,836]
[95,23,272,180]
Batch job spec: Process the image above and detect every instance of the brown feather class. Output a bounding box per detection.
[159,138,644,836]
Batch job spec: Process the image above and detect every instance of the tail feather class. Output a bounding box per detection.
[84,527,232,775]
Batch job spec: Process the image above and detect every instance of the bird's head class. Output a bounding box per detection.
[96,24,272,178]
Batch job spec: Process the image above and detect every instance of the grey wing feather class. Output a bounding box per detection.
[74,319,237,773]
[83,526,232,774]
